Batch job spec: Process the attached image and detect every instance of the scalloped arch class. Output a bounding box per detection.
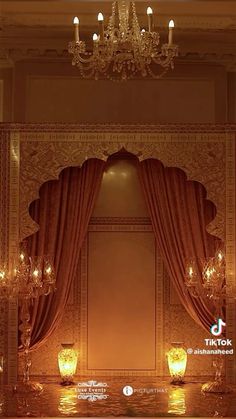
[20,134,225,241]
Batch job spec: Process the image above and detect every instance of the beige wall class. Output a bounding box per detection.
[1,60,235,123]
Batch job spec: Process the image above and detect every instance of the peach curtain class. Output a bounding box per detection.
[25,159,105,351]
[138,158,220,331]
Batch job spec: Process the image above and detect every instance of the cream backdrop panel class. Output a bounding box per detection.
[87,231,156,371]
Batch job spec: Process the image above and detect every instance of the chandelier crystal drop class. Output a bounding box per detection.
[68,0,178,81]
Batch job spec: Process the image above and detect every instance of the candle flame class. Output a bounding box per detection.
[147,7,153,15]
[93,33,98,41]
[33,269,39,277]
[73,17,79,25]
[46,266,52,275]
[169,19,175,28]
[98,12,104,21]
[0,271,5,280]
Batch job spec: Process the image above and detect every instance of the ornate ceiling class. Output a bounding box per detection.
[0,1,236,69]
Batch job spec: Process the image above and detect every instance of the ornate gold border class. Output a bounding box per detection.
[19,131,226,241]
[0,124,234,384]
[225,133,236,384]
[7,132,20,385]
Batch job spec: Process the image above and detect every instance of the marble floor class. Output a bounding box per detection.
[0,378,235,417]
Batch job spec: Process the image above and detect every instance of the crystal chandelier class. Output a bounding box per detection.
[68,0,178,81]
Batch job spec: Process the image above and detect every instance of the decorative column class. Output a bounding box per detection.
[0,129,19,385]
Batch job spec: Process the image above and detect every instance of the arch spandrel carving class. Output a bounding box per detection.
[20,132,226,241]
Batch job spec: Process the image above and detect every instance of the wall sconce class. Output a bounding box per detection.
[58,344,78,385]
[167,342,187,384]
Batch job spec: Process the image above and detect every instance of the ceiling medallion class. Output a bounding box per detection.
[68,0,178,81]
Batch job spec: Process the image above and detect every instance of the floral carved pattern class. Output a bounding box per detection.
[20,132,226,241]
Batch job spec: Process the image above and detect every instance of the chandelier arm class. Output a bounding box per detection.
[72,53,96,65]
[146,64,169,80]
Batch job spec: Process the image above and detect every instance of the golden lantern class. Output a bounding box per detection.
[58,344,78,385]
[167,342,187,384]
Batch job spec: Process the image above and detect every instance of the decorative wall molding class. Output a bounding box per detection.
[1,123,236,132]
[0,130,10,384]
[17,130,228,241]
[0,123,235,384]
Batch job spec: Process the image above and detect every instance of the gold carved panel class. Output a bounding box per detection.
[0,123,235,384]
[19,129,228,242]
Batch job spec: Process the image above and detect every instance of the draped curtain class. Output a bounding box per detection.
[138,158,220,331]
[24,159,105,351]
[21,154,220,351]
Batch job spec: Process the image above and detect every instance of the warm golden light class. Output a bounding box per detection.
[189,266,193,276]
[20,253,25,262]
[167,343,187,384]
[0,271,5,280]
[58,344,78,385]
[169,19,175,28]
[45,266,52,275]
[73,17,80,43]
[168,387,186,415]
[98,12,104,21]
[93,33,98,41]
[33,269,39,277]
[68,1,178,80]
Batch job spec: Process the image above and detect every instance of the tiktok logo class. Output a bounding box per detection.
[210,318,226,336]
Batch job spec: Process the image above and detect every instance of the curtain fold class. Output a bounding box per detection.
[24,159,105,351]
[138,158,220,331]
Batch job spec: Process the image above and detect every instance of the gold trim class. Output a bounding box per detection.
[20,131,226,241]
[225,133,236,384]
[7,132,20,385]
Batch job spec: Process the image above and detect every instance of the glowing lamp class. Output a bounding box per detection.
[167,342,187,384]
[58,344,78,385]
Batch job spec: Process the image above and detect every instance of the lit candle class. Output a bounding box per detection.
[20,253,24,262]
[98,12,104,41]
[168,20,174,45]
[45,266,52,275]
[93,33,98,43]
[33,269,39,277]
[73,16,80,43]
[189,267,193,277]
[0,270,5,281]
[147,7,153,32]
